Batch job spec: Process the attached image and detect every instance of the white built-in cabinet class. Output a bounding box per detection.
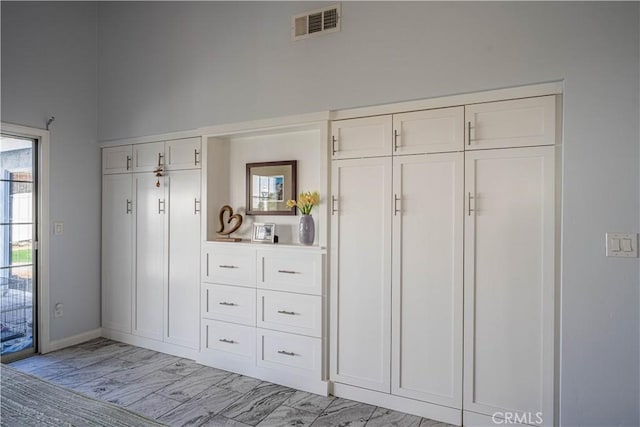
[101,137,202,354]
[330,94,558,426]
[198,243,328,395]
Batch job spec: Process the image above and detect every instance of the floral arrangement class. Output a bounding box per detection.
[286,191,320,215]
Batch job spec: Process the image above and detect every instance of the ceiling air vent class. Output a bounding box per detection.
[292,4,341,41]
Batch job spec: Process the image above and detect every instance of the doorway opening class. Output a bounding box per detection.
[0,134,37,361]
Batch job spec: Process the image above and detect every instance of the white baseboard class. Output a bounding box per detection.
[331,382,462,426]
[44,328,103,353]
[101,328,198,360]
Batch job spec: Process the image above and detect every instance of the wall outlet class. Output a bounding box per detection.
[54,221,64,236]
[54,303,63,318]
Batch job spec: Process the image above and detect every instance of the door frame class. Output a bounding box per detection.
[0,122,50,354]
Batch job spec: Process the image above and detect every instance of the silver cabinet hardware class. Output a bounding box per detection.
[126,199,132,214]
[158,199,166,214]
[158,152,165,166]
[194,198,201,214]
[219,302,237,306]
[205,325,209,347]
[206,253,210,277]
[394,129,400,152]
[394,194,401,216]
[194,149,200,166]
[219,338,235,344]
[219,265,238,269]
[277,310,296,315]
[206,289,209,312]
[277,350,296,356]
[126,155,132,170]
[467,122,472,145]
[277,270,298,274]
[331,196,338,215]
[332,136,337,156]
[468,192,474,216]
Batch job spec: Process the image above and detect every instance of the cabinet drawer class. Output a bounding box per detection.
[203,284,256,326]
[257,329,321,375]
[257,290,322,337]
[258,251,322,295]
[204,247,256,287]
[203,320,255,358]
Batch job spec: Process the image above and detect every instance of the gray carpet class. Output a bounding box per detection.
[0,364,165,426]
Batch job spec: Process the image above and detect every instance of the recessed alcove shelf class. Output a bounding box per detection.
[201,117,329,247]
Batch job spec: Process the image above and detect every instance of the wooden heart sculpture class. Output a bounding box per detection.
[217,205,243,236]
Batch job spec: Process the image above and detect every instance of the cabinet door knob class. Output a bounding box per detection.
[394,129,400,151]
[332,136,337,156]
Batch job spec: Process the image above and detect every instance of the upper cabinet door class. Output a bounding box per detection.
[465,95,557,150]
[165,137,202,170]
[102,145,132,174]
[133,141,165,172]
[331,115,392,159]
[393,107,464,155]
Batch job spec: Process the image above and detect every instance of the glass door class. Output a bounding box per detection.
[0,135,37,360]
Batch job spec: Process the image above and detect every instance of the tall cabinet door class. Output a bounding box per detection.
[166,169,201,348]
[463,147,555,425]
[133,174,166,341]
[391,153,463,408]
[330,157,392,393]
[102,174,133,333]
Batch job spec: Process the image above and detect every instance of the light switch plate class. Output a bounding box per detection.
[606,233,638,258]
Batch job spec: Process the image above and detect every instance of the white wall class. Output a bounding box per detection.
[1,2,101,342]
[97,3,640,425]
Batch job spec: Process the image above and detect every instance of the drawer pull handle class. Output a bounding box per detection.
[277,310,296,315]
[277,270,299,274]
[277,350,296,356]
[219,338,236,344]
[219,302,237,306]
[219,265,239,269]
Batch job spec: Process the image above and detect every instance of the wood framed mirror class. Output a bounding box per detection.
[246,160,297,215]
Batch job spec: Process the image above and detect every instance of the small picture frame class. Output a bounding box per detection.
[251,222,276,243]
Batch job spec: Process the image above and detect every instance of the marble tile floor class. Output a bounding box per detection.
[6,338,455,427]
